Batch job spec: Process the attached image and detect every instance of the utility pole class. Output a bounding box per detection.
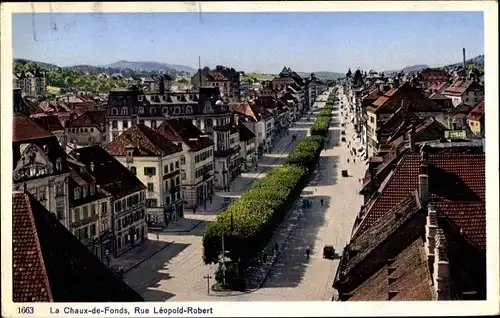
[203,274,212,294]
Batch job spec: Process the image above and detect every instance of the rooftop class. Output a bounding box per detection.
[157,119,214,152]
[12,192,144,302]
[13,114,54,142]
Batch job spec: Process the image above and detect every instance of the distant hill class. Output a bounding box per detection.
[101,60,196,74]
[297,71,344,81]
[384,64,430,75]
[441,54,484,70]
[13,58,196,75]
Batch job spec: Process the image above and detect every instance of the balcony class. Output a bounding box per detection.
[71,214,99,229]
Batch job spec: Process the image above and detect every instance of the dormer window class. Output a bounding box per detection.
[121,107,128,115]
[162,107,168,114]
[82,185,88,198]
[138,106,145,114]
[150,107,156,115]
[111,108,118,115]
[74,187,81,200]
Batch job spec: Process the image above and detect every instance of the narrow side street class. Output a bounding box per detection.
[120,90,333,301]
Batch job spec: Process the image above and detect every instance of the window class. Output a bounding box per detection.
[138,107,145,114]
[112,121,118,129]
[144,167,156,176]
[181,172,187,180]
[164,164,169,174]
[56,205,64,219]
[82,206,89,219]
[175,161,179,169]
[147,183,154,192]
[162,107,168,114]
[121,107,128,115]
[170,163,174,171]
[111,108,118,115]
[82,185,88,198]
[101,202,108,214]
[130,166,137,175]
[176,176,180,185]
[90,224,97,237]
[90,128,94,133]
[146,198,158,208]
[74,187,81,200]
[73,208,80,222]
[115,200,122,212]
[151,120,157,129]
[181,156,186,165]
[123,120,129,129]
[150,107,156,115]
[132,194,139,205]
[91,203,97,216]
[127,196,133,207]
[56,183,64,197]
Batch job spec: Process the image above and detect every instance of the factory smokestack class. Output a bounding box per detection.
[462,48,466,69]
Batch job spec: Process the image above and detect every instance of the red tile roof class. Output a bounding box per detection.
[31,115,64,132]
[467,100,485,121]
[443,79,483,96]
[207,71,229,82]
[106,124,182,157]
[66,110,106,130]
[229,102,260,121]
[13,114,53,142]
[12,192,53,302]
[354,153,486,251]
[12,191,144,302]
[157,119,214,152]
[348,238,434,301]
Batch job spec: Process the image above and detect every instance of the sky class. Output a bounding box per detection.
[12,11,484,74]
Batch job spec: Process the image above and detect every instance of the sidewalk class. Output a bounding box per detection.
[109,240,173,273]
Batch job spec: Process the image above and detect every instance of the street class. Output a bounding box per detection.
[224,89,366,301]
[121,90,333,301]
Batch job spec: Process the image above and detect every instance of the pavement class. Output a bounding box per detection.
[109,240,174,273]
[119,94,325,301]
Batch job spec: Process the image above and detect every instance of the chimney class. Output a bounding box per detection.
[462,48,466,69]
[407,124,416,152]
[90,161,95,172]
[425,203,438,264]
[419,148,429,206]
[433,229,451,300]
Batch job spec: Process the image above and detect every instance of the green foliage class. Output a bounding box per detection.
[285,136,325,167]
[203,164,306,265]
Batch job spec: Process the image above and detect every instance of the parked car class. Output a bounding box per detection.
[323,245,335,259]
[341,137,346,142]
[342,170,349,177]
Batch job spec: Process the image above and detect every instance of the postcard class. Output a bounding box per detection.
[1,1,498,317]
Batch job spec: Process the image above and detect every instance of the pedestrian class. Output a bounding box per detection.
[320,198,324,206]
[209,196,213,204]
[274,242,279,253]
[353,159,356,163]
[347,159,350,163]
[193,205,196,214]
[156,232,160,241]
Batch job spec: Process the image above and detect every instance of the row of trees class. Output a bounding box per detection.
[203,93,336,290]
[310,92,335,137]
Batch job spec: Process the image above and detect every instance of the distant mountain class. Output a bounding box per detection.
[384,64,430,75]
[441,54,484,70]
[101,60,196,74]
[13,58,60,70]
[297,71,344,81]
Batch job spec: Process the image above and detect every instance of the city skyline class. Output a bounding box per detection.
[13,11,483,73]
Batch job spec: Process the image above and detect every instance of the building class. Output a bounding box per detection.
[365,82,446,157]
[142,74,174,94]
[191,65,242,101]
[420,68,448,90]
[228,125,243,181]
[12,114,71,229]
[67,157,113,260]
[70,146,147,257]
[31,115,67,149]
[66,110,107,147]
[12,192,144,302]
[229,102,266,157]
[467,100,485,137]
[105,124,183,228]
[238,122,257,171]
[334,148,486,301]
[13,88,38,115]
[442,78,484,107]
[13,70,46,97]
[157,119,215,210]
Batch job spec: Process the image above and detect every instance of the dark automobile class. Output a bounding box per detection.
[342,170,349,177]
[341,130,346,135]
[341,137,346,142]
[323,245,335,259]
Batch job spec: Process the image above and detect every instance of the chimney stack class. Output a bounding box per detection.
[407,124,416,152]
[419,147,429,206]
[462,48,466,70]
[90,161,95,172]
[425,203,438,265]
[433,229,451,300]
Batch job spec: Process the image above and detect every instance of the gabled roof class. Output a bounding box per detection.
[428,92,451,100]
[66,110,106,129]
[31,115,64,132]
[250,105,273,120]
[443,79,483,96]
[238,123,255,142]
[12,192,144,302]
[106,124,182,157]
[13,114,54,142]
[467,100,484,121]
[207,71,229,82]
[229,102,260,121]
[157,119,214,152]
[388,117,447,149]
[354,152,486,251]
[70,146,146,199]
